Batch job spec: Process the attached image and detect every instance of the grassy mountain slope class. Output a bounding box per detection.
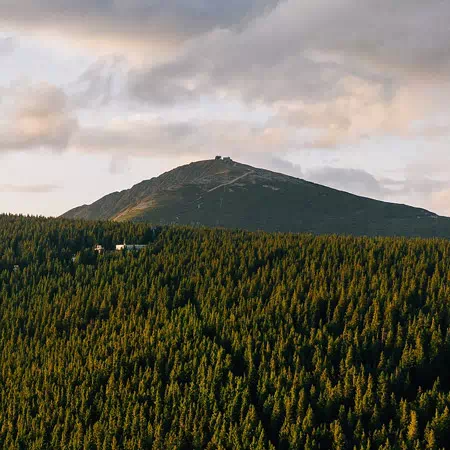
[62,158,450,237]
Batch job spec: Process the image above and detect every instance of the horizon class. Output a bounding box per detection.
[0,1,449,217]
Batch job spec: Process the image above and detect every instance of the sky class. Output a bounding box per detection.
[0,0,449,217]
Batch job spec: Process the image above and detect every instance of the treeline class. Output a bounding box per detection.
[0,214,449,449]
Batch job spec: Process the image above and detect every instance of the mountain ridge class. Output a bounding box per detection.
[62,157,450,238]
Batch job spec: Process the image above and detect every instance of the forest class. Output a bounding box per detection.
[0,213,449,449]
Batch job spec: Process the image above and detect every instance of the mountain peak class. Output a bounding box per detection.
[62,158,450,238]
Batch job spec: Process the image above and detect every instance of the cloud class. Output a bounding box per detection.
[306,167,385,197]
[71,118,296,157]
[129,25,338,106]
[0,36,17,55]
[0,84,78,152]
[69,56,129,108]
[0,183,60,193]
[308,0,450,78]
[7,0,449,80]
[71,120,197,155]
[301,164,450,215]
[3,0,450,149]
[278,77,440,147]
[266,157,303,178]
[128,0,450,146]
[0,82,294,158]
[0,0,280,57]
[2,0,450,160]
[384,178,450,216]
[431,189,450,217]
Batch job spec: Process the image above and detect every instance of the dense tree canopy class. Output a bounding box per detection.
[0,214,449,449]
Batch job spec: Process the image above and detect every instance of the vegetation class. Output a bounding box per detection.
[1,214,450,449]
[62,158,450,239]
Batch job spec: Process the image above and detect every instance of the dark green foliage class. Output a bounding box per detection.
[0,214,449,449]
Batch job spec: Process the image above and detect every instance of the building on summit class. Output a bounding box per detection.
[215,155,232,162]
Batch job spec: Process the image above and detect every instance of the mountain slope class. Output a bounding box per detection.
[62,157,450,237]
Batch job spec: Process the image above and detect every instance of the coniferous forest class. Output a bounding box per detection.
[1,214,450,450]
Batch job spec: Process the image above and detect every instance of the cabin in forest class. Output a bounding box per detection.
[94,245,104,254]
[116,243,147,251]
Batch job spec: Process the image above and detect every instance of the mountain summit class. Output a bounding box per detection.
[62,157,450,237]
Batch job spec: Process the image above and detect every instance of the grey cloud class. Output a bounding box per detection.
[0,0,280,45]
[0,184,61,193]
[73,121,197,155]
[69,56,130,108]
[0,84,78,152]
[312,1,450,78]
[70,118,295,158]
[130,0,450,101]
[385,177,449,198]
[72,59,118,107]
[268,157,303,178]
[306,167,385,198]
[129,0,450,146]
[4,0,450,151]
[130,26,342,106]
[306,166,449,198]
[303,165,450,214]
[0,36,17,55]
[235,154,303,178]
[382,177,450,215]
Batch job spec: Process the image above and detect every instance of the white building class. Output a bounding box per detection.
[116,243,147,251]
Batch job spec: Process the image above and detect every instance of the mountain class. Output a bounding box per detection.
[62,157,450,237]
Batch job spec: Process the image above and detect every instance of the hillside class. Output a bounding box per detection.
[62,158,450,238]
[1,215,450,449]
